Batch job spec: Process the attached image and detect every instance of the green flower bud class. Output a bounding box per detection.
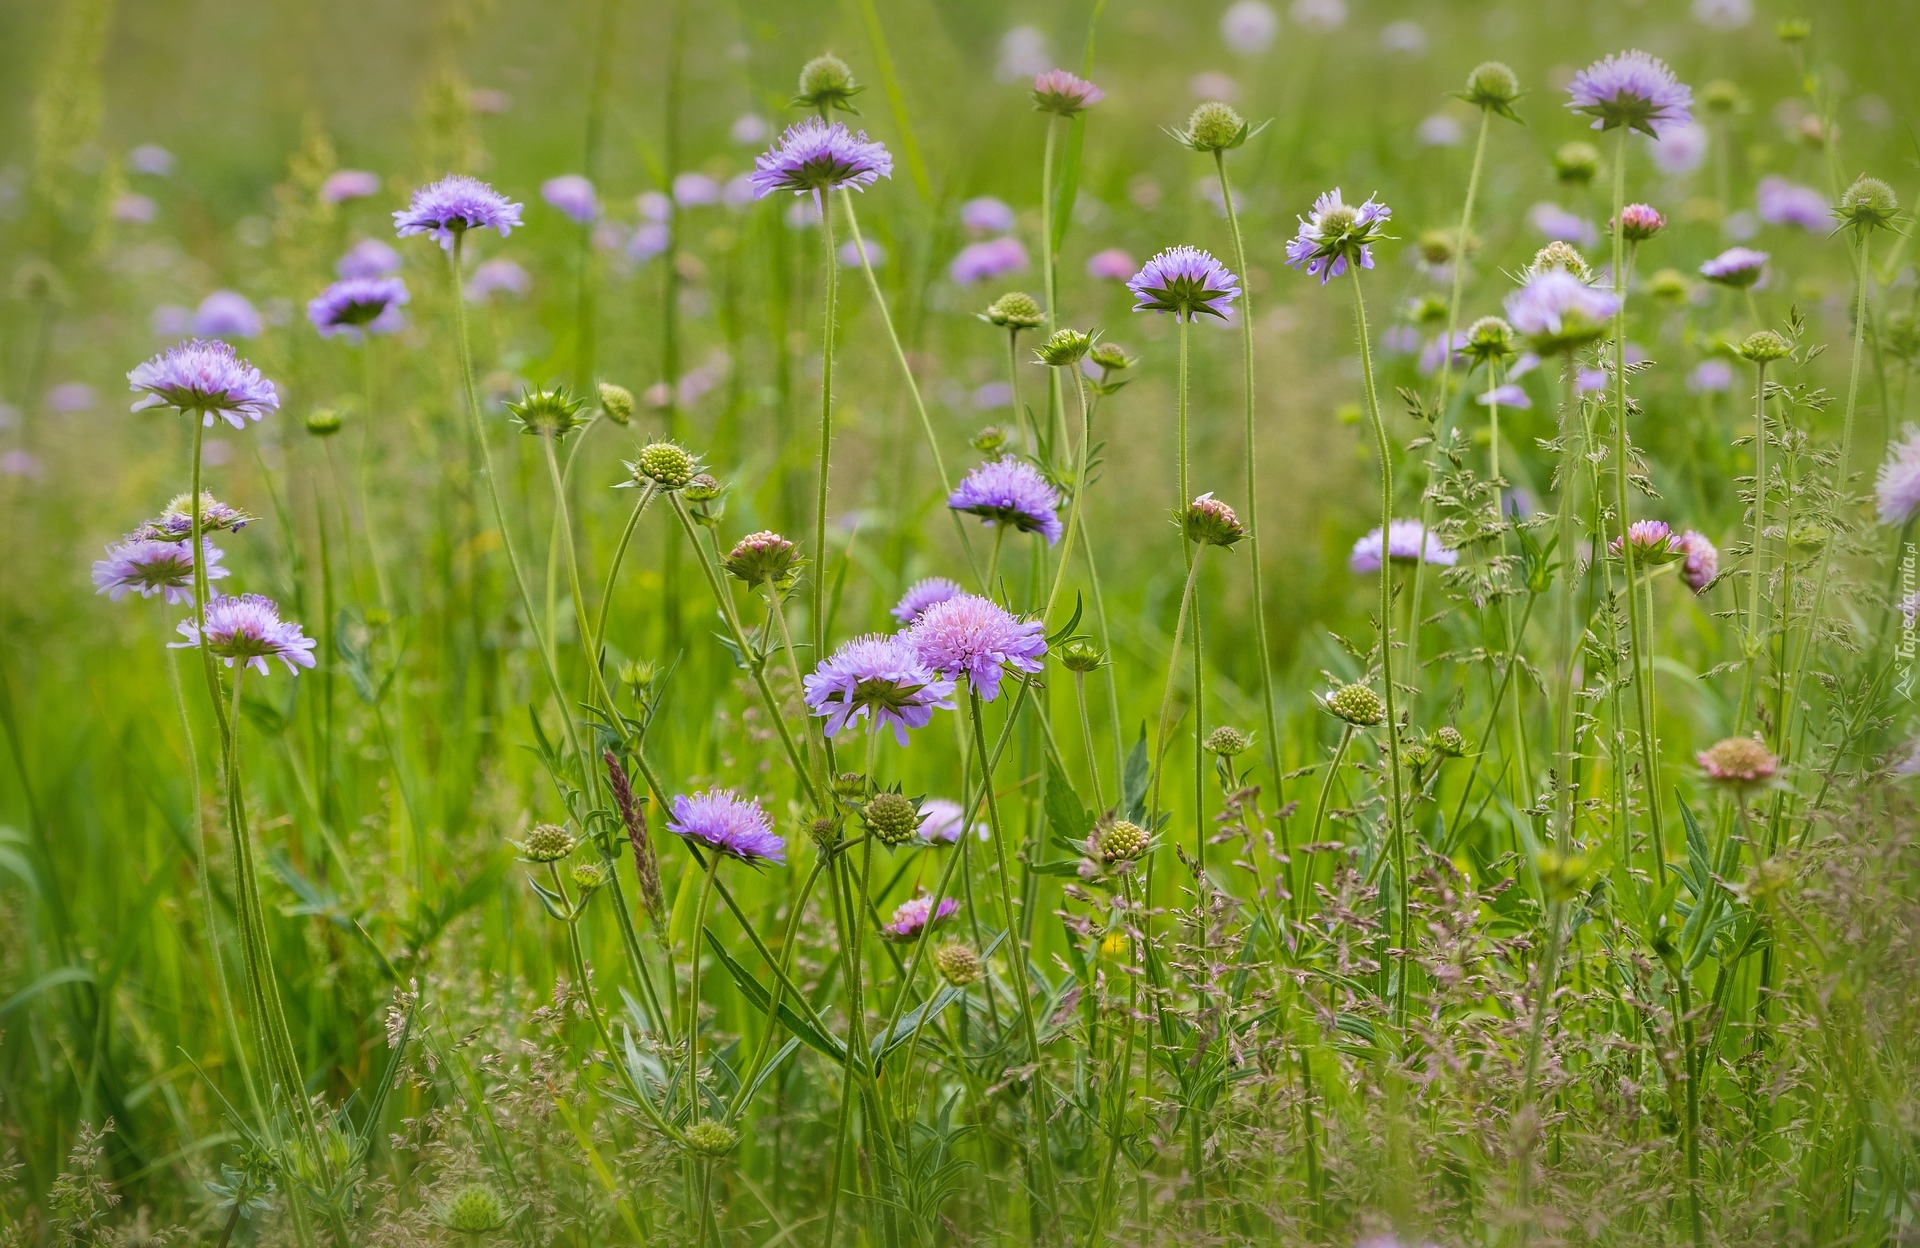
[1533,849,1591,903]
[971,425,1010,452]
[684,1119,740,1157]
[1836,175,1900,232]
[1035,328,1092,367]
[519,823,575,863]
[863,791,921,846]
[724,530,801,586]
[1432,725,1467,757]
[441,1183,511,1235]
[1088,342,1136,372]
[793,55,863,113]
[934,942,982,986]
[1776,18,1810,44]
[1205,726,1250,758]
[1460,61,1522,116]
[1181,492,1246,547]
[1324,683,1386,727]
[1738,331,1791,363]
[1529,241,1592,282]
[1698,80,1744,115]
[1058,639,1105,672]
[570,860,607,891]
[633,441,696,489]
[304,407,343,436]
[833,771,869,800]
[1095,817,1149,863]
[1645,268,1691,302]
[507,385,588,439]
[1552,141,1601,187]
[1463,316,1517,367]
[1178,100,1252,152]
[982,291,1045,330]
[597,382,635,425]
[683,473,723,503]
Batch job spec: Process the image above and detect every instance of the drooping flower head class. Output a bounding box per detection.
[172,593,317,675]
[132,491,253,541]
[93,538,226,605]
[1503,270,1621,354]
[917,798,987,844]
[1676,529,1719,592]
[1285,188,1393,284]
[1127,245,1241,320]
[393,175,525,250]
[906,593,1047,701]
[1699,246,1768,289]
[540,174,599,224]
[1697,735,1779,791]
[1566,49,1693,137]
[749,119,893,199]
[666,789,786,865]
[1609,518,1684,564]
[320,170,382,203]
[881,895,961,941]
[1350,519,1457,572]
[1030,68,1104,116]
[802,634,956,746]
[891,576,964,624]
[1876,426,1920,526]
[947,456,1063,544]
[307,277,409,340]
[128,339,280,428]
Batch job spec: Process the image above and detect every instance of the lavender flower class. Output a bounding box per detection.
[950,237,1029,285]
[1876,427,1920,526]
[1417,114,1465,147]
[466,258,531,302]
[128,144,174,176]
[93,538,226,604]
[172,593,317,675]
[1285,189,1393,285]
[1699,246,1768,289]
[193,291,261,340]
[1350,519,1457,572]
[627,223,671,262]
[1566,49,1693,138]
[1477,384,1531,409]
[1086,248,1135,281]
[112,194,156,224]
[891,576,965,624]
[320,170,382,203]
[133,491,253,541]
[1616,203,1667,241]
[961,197,1017,233]
[881,896,960,941]
[1647,122,1708,176]
[393,175,525,250]
[1697,735,1778,789]
[802,634,957,747]
[337,239,402,279]
[1756,176,1829,231]
[1528,202,1599,247]
[46,383,96,413]
[731,114,769,145]
[906,593,1047,701]
[917,798,987,844]
[1030,68,1104,116]
[749,119,893,199]
[1687,360,1734,393]
[307,277,408,340]
[666,789,786,865]
[1128,245,1241,319]
[1609,518,1684,564]
[128,339,280,428]
[1220,0,1278,54]
[947,456,1063,544]
[540,175,598,224]
[673,173,721,207]
[1676,529,1719,591]
[1503,270,1621,354]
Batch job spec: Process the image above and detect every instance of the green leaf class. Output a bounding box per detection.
[1122,724,1151,823]
[1045,755,1092,844]
[703,928,847,1064]
[0,967,93,1021]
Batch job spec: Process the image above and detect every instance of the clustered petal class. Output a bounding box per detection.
[307,277,409,340]
[802,634,957,747]
[1285,188,1393,285]
[1127,245,1241,320]
[1676,529,1719,592]
[666,789,786,865]
[393,175,525,250]
[93,538,226,605]
[881,895,961,941]
[128,339,281,428]
[947,456,1063,544]
[1350,519,1457,572]
[749,119,893,199]
[906,593,1048,702]
[172,593,317,675]
[891,577,965,624]
[1503,270,1622,353]
[917,798,986,844]
[1565,49,1693,138]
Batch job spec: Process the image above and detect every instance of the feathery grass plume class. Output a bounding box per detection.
[604,751,664,919]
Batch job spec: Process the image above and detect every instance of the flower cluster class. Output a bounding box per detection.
[906,593,1047,702]
[803,635,956,746]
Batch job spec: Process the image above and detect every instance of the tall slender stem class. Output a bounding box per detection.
[1737,360,1771,734]
[812,191,840,668]
[685,853,719,1119]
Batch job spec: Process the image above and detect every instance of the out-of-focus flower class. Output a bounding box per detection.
[0,450,41,478]
[1477,384,1531,409]
[337,239,402,279]
[1416,114,1464,147]
[997,26,1052,82]
[950,236,1029,285]
[917,798,987,843]
[1086,248,1135,281]
[1504,270,1621,354]
[961,197,1016,233]
[1688,359,1734,393]
[93,538,225,605]
[1528,202,1599,247]
[1379,20,1426,55]
[674,173,721,207]
[1647,121,1708,175]
[1290,0,1345,30]
[320,170,382,203]
[1756,176,1828,231]
[839,239,882,268]
[173,593,317,675]
[730,114,769,146]
[193,291,262,339]
[881,896,960,941]
[540,174,598,224]
[627,223,671,262]
[1350,519,1456,572]
[1876,426,1920,526]
[46,382,96,413]
[1693,0,1753,28]
[307,277,408,340]
[1698,735,1778,789]
[1220,0,1278,55]
[128,144,174,176]
[111,193,157,224]
[151,305,192,337]
[1676,529,1719,591]
[467,258,531,301]
[891,576,965,624]
[1699,246,1767,288]
[1031,68,1104,116]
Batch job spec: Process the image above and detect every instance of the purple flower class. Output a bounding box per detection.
[947,456,1062,544]
[1647,121,1708,176]
[337,239,402,279]
[1417,114,1464,147]
[307,277,408,340]
[891,576,965,624]
[1566,49,1693,138]
[1418,331,1469,377]
[0,450,42,479]
[1877,427,1920,526]
[673,173,721,207]
[731,114,770,145]
[1699,246,1768,288]
[540,174,598,224]
[1688,359,1734,393]
[1694,0,1752,28]
[961,196,1016,233]
[466,258,531,302]
[128,144,174,176]
[906,593,1047,701]
[1086,248,1135,281]
[638,191,673,223]
[1756,176,1828,231]
[1291,0,1346,29]
[802,634,956,747]
[1676,529,1719,591]
[750,119,893,199]
[393,175,524,250]
[881,895,960,941]
[1575,367,1609,394]
[666,789,786,865]
[1350,519,1456,572]
[93,538,226,605]
[112,194,157,224]
[972,382,1013,410]
[949,236,1029,285]
[172,593,317,675]
[1129,245,1241,319]
[1220,0,1278,54]
[46,382,96,413]
[627,223,671,262]
[1609,518,1683,563]
[839,239,883,268]
[151,305,192,337]
[129,339,280,428]
[321,170,382,203]
[1285,189,1392,285]
[1476,384,1531,409]
[1030,68,1104,116]
[1503,270,1621,353]
[132,491,252,541]
[193,291,261,340]
[1528,202,1599,247]
[918,798,986,844]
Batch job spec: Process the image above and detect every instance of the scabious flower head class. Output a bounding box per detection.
[1699,246,1768,289]
[1182,492,1247,547]
[1432,726,1467,757]
[667,789,785,864]
[750,119,892,198]
[1553,141,1601,186]
[1324,683,1386,727]
[1738,330,1791,364]
[1477,383,1531,409]
[947,456,1063,544]
[906,593,1047,701]
[1128,245,1241,319]
[1616,203,1666,242]
[1220,0,1279,54]
[507,385,587,439]
[1836,174,1901,232]
[307,276,408,340]
[891,576,965,624]
[518,822,575,862]
[540,174,598,224]
[1094,816,1149,863]
[1676,529,1719,592]
[1756,175,1828,231]
[596,382,634,425]
[1610,518,1684,564]
[881,895,960,941]
[725,531,801,587]
[1088,341,1136,374]
[439,1184,511,1235]
[918,798,986,844]
[1697,735,1779,790]
[1350,519,1457,572]
[1529,202,1598,248]
[950,236,1029,285]
[982,291,1045,330]
[1876,426,1920,526]
[1463,316,1517,368]
[793,54,864,113]
[803,634,956,746]
[631,441,697,489]
[1177,101,1253,152]
[1031,68,1104,116]
[1058,639,1105,672]
[1566,49,1693,138]
[320,169,381,203]
[961,196,1016,233]
[128,339,280,429]
[133,491,253,541]
[935,942,982,985]
[1206,725,1251,757]
[1285,189,1392,285]
[862,790,924,847]
[173,593,317,675]
[1504,270,1620,354]
[393,175,524,250]
[1459,61,1523,119]
[93,538,225,605]
[1528,240,1592,282]
[193,291,261,339]
[1688,359,1733,393]
[337,238,402,279]
[1034,328,1091,366]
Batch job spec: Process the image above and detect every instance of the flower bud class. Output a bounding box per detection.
[1179,100,1252,152]
[1432,725,1467,757]
[1616,203,1665,242]
[1697,735,1779,789]
[520,822,575,862]
[570,860,607,891]
[1181,492,1246,547]
[1035,328,1092,366]
[507,386,588,439]
[725,530,800,586]
[1529,241,1591,282]
[1205,726,1250,757]
[304,407,343,436]
[934,942,982,986]
[1058,639,1105,672]
[833,771,870,800]
[1552,141,1600,187]
[1095,816,1149,863]
[1533,849,1590,903]
[1088,342,1136,372]
[971,425,1009,452]
[1463,316,1516,366]
[1324,683,1386,727]
[1417,229,1458,267]
[683,473,723,503]
[1410,292,1449,325]
[1699,80,1744,115]
[684,1120,740,1157]
[1737,330,1791,364]
[982,291,1045,330]
[863,791,921,847]
[793,54,863,113]
[441,1184,511,1234]
[1776,18,1810,43]
[1836,175,1900,232]
[633,441,696,489]
[1646,268,1691,302]
[1460,61,1522,116]
[808,816,841,849]
[597,381,635,425]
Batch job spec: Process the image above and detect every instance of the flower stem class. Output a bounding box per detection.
[812,190,840,670]
[1298,725,1354,924]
